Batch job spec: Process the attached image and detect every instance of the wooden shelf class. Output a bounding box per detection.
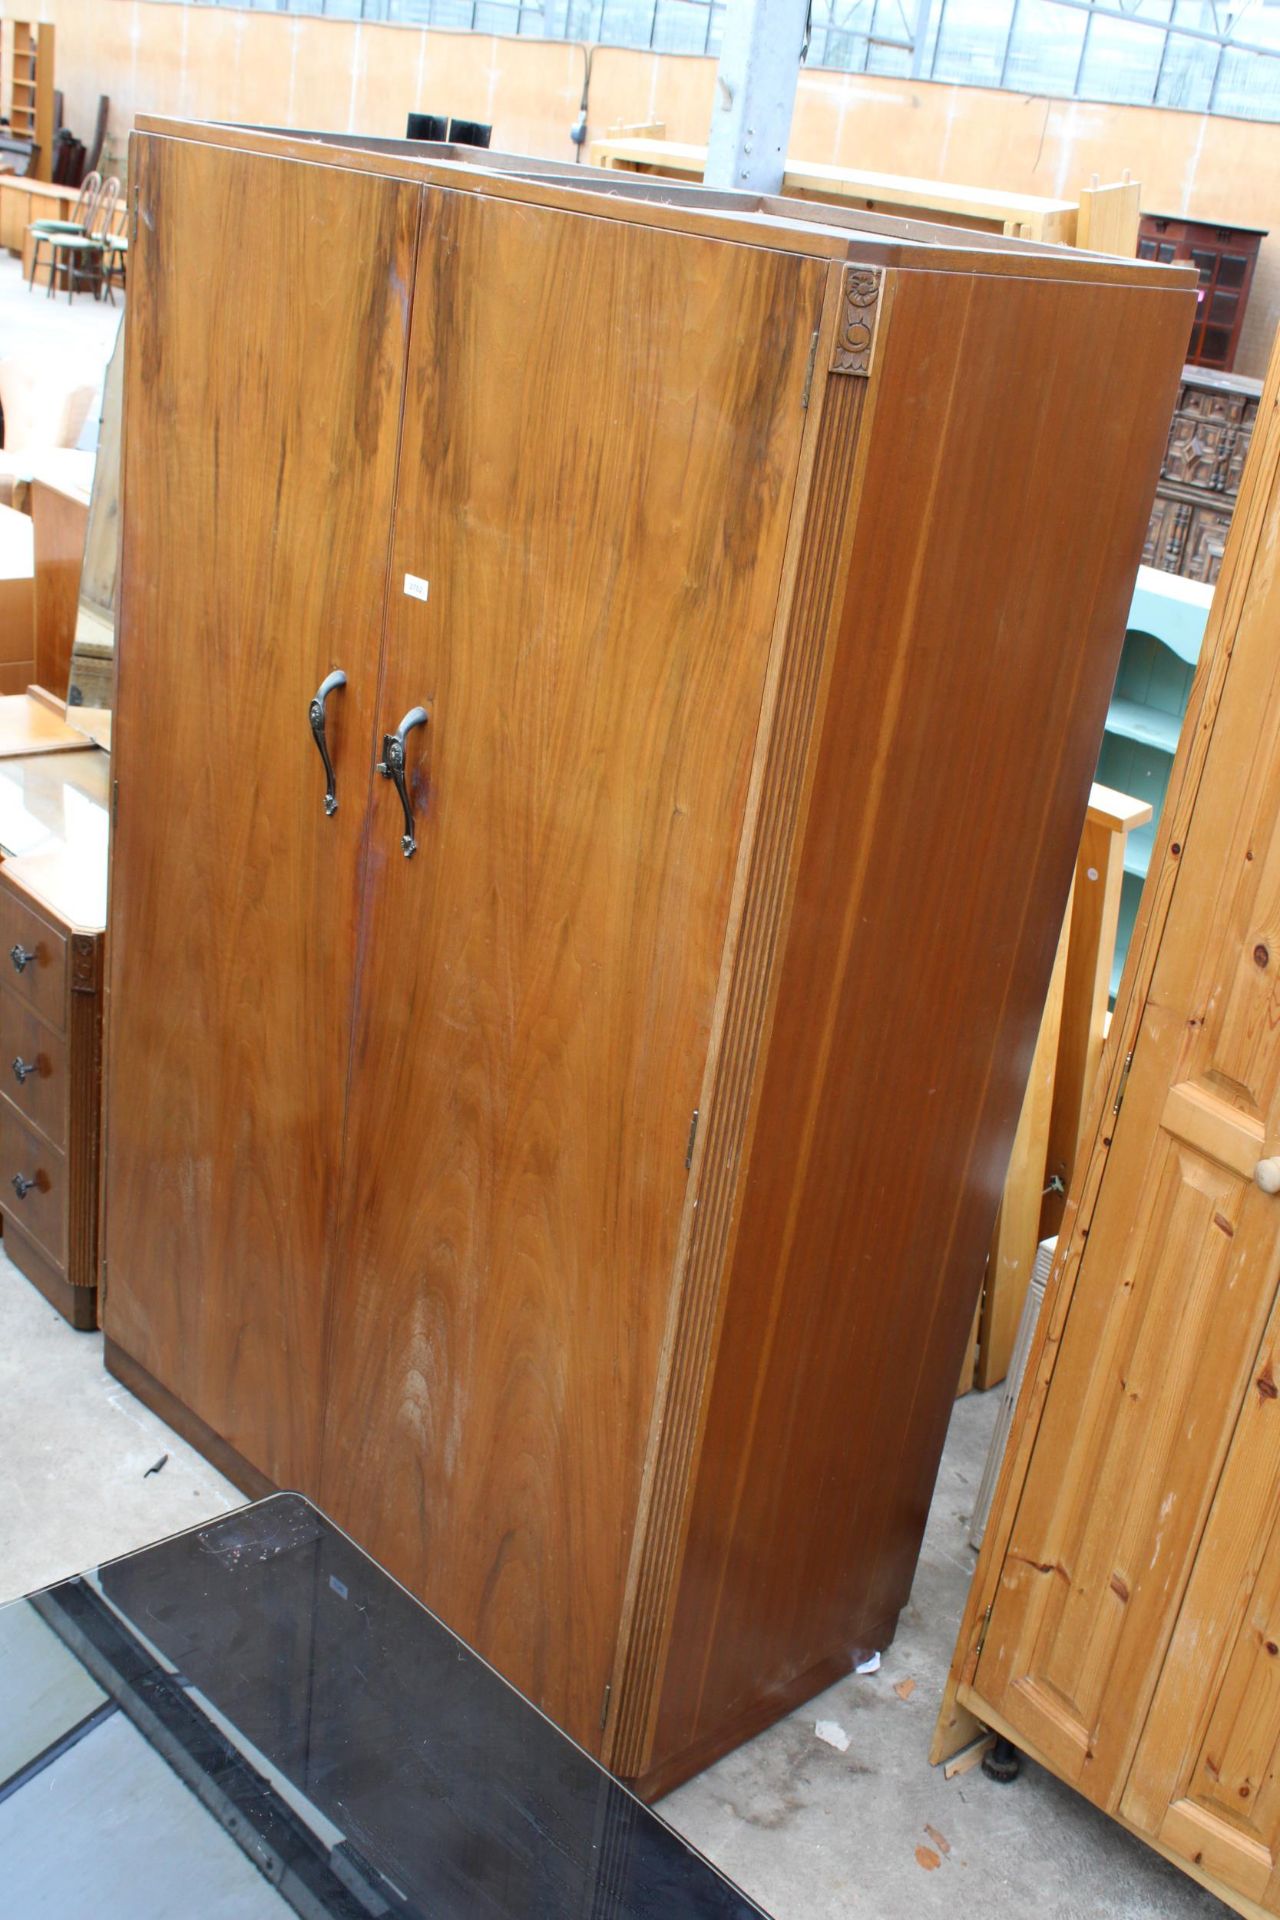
[1097,568,1212,1003]
[1105,697,1182,754]
[3,20,53,183]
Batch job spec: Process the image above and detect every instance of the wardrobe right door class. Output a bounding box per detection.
[320,185,826,1750]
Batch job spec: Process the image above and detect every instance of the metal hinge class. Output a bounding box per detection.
[800,328,820,410]
[685,1108,700,1171]
[600,1682,613,1732]
[974,1601,994,1662]
[130,183,140,248]
[111,779,118,827]
[1113,1049,1134,1118]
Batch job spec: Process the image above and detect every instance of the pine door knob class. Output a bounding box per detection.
[1255,1158,1280,1194]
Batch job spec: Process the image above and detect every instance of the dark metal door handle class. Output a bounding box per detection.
[11,1173,36,1199]
[308,670,347,816]
[11,1057,37,1085]
[377,706,429,858]
[10,944,36,973]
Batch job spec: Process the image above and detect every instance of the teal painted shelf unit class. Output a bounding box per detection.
[1099,565,1213,1000]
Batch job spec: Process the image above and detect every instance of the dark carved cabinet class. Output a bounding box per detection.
[1143,365,1263,584]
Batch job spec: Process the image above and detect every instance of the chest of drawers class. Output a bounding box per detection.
[0,765,107,1329]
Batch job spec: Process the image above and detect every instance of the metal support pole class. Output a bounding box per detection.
[704,0,810,194]
[910,0,935,79]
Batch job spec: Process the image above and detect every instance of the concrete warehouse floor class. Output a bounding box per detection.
[0,1249,1229,1919]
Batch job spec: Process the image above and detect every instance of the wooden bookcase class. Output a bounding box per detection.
[1139,211,1267,373]
[4,20,54,184]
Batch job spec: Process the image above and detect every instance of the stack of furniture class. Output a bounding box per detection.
[958,782,1152,1397]
[104,119,1191,1794]
[589,135,1141,251]
[1144,364,1264,583]
[936,319,1280,1920]
[2,21,53,184]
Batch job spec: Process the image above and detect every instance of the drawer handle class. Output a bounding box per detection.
[11,1173,36,1200]
[10,944,36,974]
[308,669,347,817]
[377,706,428,858]
[11,1056,37,1086]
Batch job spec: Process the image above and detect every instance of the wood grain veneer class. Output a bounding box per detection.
[105,124,1194,1792]
[104,137,420,1488]
[625,267,1194,1791]
[317,186,827,1749]
[29,477,89,699]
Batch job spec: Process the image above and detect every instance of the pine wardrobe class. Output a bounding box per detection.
[105,120,1193,1794]
[934,333,1280,1919]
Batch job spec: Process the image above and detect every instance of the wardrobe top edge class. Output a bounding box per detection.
[131,118,1195,292]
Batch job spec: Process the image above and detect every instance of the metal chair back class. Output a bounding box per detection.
[69,170,102,231]
[88,176,120,240]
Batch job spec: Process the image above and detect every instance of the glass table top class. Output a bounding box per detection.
[0,1495,768,1919]
[0,749,109,865]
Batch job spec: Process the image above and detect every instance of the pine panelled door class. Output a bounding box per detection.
[936,328,1280,1919]
[105,121,1194,1796]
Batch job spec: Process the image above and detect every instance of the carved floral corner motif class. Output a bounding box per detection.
[71,934,98,994]
[830,267,883,377]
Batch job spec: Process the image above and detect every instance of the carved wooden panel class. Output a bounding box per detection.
[1180,381,1251,425]
[829,265,882,375]
[1184,503,1232,585]
[1163,414,1233,492]
[1149,369,1262,579]
[1143,493,1187,572]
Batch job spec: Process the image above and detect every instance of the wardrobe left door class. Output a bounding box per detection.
[104,135,421,1492]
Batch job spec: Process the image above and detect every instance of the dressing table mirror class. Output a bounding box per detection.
[63,321,120,738]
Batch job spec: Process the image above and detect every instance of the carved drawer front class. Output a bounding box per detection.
[0,886,65,1031]
[1185,504,1233,585]
[1180,384,1250,424]
[0,991,64,1148]
[0,1104,65,1267]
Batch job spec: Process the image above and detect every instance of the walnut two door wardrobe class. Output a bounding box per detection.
[104,121,1192,1795]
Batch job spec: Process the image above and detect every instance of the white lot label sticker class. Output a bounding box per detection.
[404,573,430,602]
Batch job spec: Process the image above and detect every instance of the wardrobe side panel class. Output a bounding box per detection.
[645,264,1194,1785]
